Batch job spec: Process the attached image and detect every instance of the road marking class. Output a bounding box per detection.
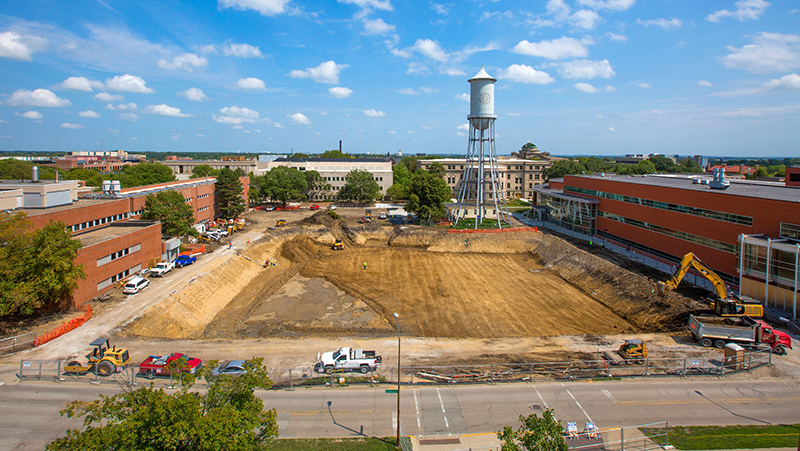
[615,397,800,406]
[562,384,593,423]
[392,412,397,434]
[601,389,617,403]
[533,384,549,409]
[436,387,450,428]
[414,389,422,430]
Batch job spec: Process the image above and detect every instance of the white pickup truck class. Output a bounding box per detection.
[315,347,382,373]
[150,261,175,277]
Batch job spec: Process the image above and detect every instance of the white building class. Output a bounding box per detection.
[263,157,395,201]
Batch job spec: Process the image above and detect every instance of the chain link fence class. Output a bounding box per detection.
[0,333,36,357]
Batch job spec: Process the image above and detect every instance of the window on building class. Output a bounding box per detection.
[780,223,800,240]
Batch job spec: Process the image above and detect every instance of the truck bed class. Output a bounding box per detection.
[688,314,757,342]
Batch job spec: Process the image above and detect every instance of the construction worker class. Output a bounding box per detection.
[363,261,367,271]
[228,241,232,250]
[247,237,250,245]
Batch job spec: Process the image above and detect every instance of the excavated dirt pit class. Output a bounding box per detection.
[122,213,693,342]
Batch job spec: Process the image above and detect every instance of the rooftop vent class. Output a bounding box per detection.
[32,166,40,183]
[709,168,730,190]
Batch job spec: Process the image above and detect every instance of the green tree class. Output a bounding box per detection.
[577,156,612,173]
[753,166,769,178]
[497,409,568,451]
[337,169,381,204]
[260,166,307,205]
[46,358,278,451]
[0,212,85,317]
[0,159,58,180]
[406,166,451,220]
[543,160,586,182]
[63,168,105,187]
[304,170,331,201]
[215,168,246,220]
[387,163,412,201]
[190,165,221,179]
[648,155,676,172]
[120,162,175,188]
[141,191,197,238]
[319,149,352,159]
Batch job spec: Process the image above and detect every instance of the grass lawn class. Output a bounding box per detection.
[640,424,800,450]
[266,437,398,450]
[450,218,505,229]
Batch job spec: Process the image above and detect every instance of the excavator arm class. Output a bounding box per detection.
[657,252,728,299]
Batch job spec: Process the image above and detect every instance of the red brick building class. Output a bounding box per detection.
[534,170,800,318]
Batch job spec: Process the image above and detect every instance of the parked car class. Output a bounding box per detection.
[379,212,387,219]
[211,360,247,377]
[123,277,149,294]
[150,261,175,277]
[327,205,337,210]
[265,206,275,211]
[174,255,197,268]
[139,353,203,379]
[310,204,320,210]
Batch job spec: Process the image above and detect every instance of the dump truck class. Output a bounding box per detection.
[63,338,131,375]
[687,314,792,355]
[658,252,763,317]
[314,347,382,373]
[332,239,344,250]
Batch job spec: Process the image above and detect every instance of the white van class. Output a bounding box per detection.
[123,277,149,294]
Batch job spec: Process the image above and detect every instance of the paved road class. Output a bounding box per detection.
[2,365,799,451]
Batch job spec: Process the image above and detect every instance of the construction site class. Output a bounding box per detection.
[120,209,696,347]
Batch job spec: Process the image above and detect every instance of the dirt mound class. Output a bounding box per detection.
[300,210,337,227]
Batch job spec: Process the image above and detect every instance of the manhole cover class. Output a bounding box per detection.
[529,403,542,411]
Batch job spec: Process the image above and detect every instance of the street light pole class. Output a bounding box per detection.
[394,312,401,448]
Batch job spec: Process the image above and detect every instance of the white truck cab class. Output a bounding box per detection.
[315,347,382,373]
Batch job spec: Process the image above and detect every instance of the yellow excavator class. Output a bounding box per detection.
[658,252,763,317]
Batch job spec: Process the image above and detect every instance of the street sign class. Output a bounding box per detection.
[385,389,398,394]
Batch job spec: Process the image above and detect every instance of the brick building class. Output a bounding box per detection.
[533,167,800,318]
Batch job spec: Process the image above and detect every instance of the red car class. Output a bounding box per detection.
[310,204,320,210]
[139,353,202,379]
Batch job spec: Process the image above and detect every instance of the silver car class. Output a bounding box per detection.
[211,360,247,377]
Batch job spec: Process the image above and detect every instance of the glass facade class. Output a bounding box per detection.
[565,186,753,226]
[740,239,799,288]
[598,211,737,253]
[536,193,596,235]
[780,222,800,240]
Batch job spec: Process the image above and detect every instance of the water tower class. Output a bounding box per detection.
[453,66,510,228]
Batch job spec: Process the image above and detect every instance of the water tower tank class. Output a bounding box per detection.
[468,65,497,130]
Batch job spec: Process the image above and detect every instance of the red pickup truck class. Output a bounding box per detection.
[139,353,203,379]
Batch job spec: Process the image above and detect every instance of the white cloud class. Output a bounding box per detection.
[698,80,714,87]
[363,109,386,117]
[289,60,348,84]
[604,85,616,92]
[559,59,616,79]
[607,32,627,42]
[94,92,124,102]
[511,37,589,60]
[177,87,210,102]
[144,104,193,117]
[497,64,556,84]
[397,88,420,95]
[156,53,208,71]
[571,10,602,30]
[223,43,264,58]
[577,0,635,11]
[636,18,682,30]
[234,77,267,91]
[607,126,616,132]
[431,2,450,14]
[7,89,71,107]
[106,103,137,111]
[0,119,7,123]
[0,31,48,61]
[18,111,43,120]
[60,122,83,129]
[107,128,119,134]
[218,0,292,16]
[457,123,469,131]
[338,0,393,12]
[455,93,469,102]
[707,0,770,23]
[574,82,599,93]
[721,32,800,73]
[638,82,652,89]
[440,68,466,76]
[362,18,395,35]
[79,110,100,118]
[287,112,311,125]
[412,39,449,62]
[213,106,260,124]
[116,113,139,122]
[59,76,104,92]
[329,86,353,98]
[762,73,800,91]
[199,44,218,54]
[104,74,155,93]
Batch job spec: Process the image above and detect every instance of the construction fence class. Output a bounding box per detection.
[33,305,93,347]
[0,332,37,357]
[16,348,772,387]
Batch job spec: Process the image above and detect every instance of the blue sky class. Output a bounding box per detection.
[0,0,798,157]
